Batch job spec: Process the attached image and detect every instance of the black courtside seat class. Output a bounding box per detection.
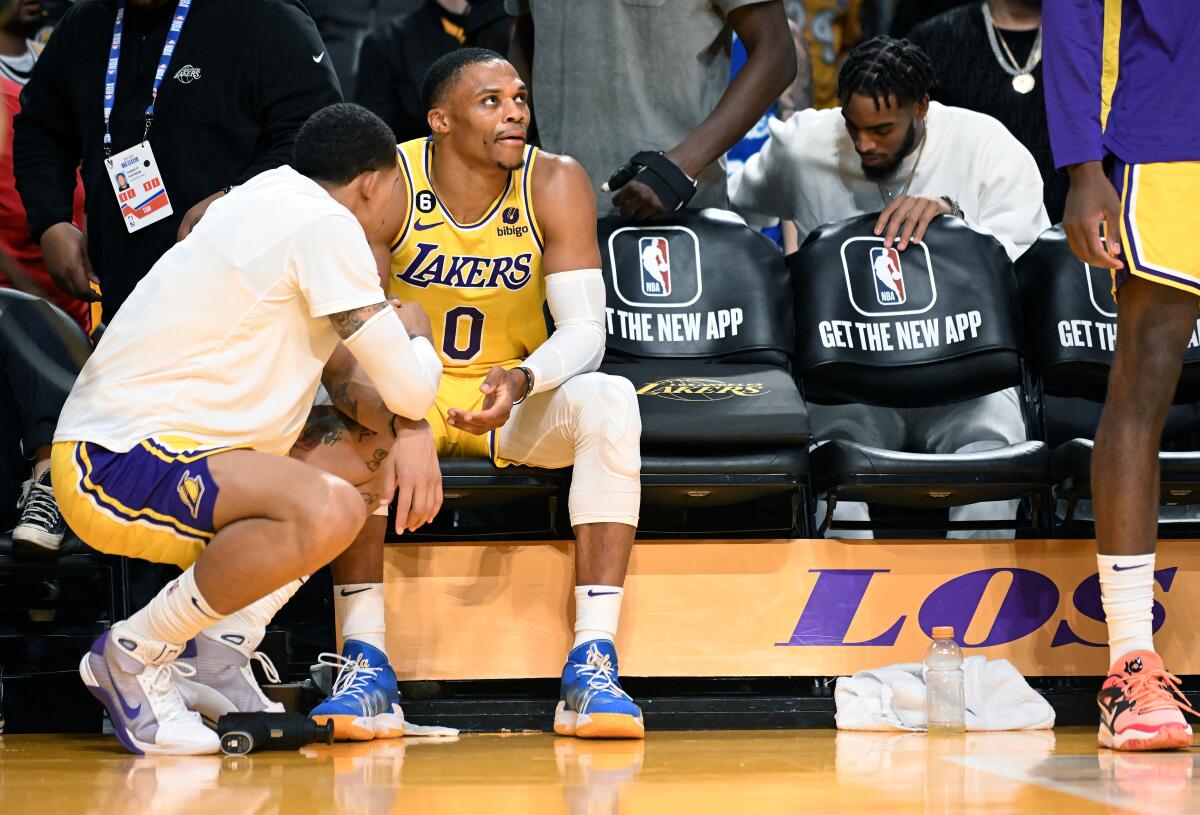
[1017,225,1200,535]
[0,290,128,627]
[392,457,569,542]
[597,211,811,537]
[792,213,1051,536]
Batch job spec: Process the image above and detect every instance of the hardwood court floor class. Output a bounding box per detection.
[0,727,1195,814]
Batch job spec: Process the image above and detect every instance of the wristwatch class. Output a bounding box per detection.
[940,195,965,219]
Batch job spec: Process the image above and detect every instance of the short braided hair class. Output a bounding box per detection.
[837,36,936,110]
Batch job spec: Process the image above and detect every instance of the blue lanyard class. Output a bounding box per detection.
[103,0,192,157]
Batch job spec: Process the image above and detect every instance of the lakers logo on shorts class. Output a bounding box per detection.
[177,469,206,519]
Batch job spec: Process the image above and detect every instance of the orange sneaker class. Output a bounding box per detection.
[1097,651,1196,751]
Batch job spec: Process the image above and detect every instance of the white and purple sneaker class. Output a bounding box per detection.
[174,632,285,726]
[79,622,220,755]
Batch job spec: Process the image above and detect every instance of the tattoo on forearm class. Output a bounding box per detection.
[295,406,347,451]
[360,491,381,508]
[329,301,387,340]
[329,382,359,421]
[365,448,388,472]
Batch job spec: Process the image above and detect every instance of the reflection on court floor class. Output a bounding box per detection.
[0,728,1196,814]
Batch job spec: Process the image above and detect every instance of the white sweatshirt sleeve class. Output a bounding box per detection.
[729,114,806,229]
[964,121,1052,261]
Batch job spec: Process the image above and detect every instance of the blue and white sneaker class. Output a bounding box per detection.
[554,640,644,739]
[79,622,220,755]
[309,640,404,741]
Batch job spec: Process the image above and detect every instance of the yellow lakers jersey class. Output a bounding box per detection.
[388,138,546,378]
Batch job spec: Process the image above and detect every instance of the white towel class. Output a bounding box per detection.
[834,656,1055,732]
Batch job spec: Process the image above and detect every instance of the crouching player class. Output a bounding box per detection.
[50,104,443,755]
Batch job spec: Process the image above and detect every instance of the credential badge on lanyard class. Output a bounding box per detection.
[103,0,191,233]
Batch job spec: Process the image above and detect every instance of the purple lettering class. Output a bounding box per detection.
[443,255,474,287]
[486,256,515,288]
[505,253,533,289]
[1050,568,1176,648]
[396,243,439,288]
[918,568,1058,648]
[464,257,488,287]
[776,569,905,647]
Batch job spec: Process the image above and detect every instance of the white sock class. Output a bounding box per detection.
[125,567,224,649]
[335,583,387,655]
[573,585,623,649]
[202,577,307,656]
[1098,553,1156,664]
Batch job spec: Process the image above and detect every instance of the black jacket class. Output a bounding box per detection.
[13,0,343,322]
[354,0,507,144]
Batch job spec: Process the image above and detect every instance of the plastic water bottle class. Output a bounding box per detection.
[925,626,965,734]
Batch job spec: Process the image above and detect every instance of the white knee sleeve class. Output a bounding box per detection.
[563,373,641,527]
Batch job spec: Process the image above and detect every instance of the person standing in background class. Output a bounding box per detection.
[782,0,862,115]
[13,0,342,324]
[907,1,1065,223]
[508,0,796,220]
[305,0,420,102]
[355,0,508,143]
[0,0,87,329]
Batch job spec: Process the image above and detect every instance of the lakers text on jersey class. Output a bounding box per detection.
[389,138,547,378]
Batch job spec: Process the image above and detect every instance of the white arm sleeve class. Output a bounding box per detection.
[522,268,606,395]
[342,308,443,420]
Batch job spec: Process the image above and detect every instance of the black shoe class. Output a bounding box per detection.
[13,469,66,553]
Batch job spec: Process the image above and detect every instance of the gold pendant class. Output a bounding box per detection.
[1012,73,1035,94]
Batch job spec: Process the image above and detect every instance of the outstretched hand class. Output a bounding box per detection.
[446,365,528,435]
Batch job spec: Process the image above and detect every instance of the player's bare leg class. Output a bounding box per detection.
[293,407,441,740]
[484,372,644,740]
[177,408,401,726]
[575,522,634,587]
[559,518,643,740]
[201,451,367,611]
[1092,274,1200,750]
[75,450,365,754]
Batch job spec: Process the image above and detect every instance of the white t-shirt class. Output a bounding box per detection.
[55,166,386,456]
[728,101,1050,261]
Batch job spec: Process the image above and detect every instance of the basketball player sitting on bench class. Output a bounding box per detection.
[308,48,645,741]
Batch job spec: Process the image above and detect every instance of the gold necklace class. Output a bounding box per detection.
[876,126,928,206]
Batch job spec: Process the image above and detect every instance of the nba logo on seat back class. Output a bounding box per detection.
[839,236,935,317]
[640,237,671,297]
[870,247,905,305]
[609,225,701,308]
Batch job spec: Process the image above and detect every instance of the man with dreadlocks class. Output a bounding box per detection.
[730,35,1048,539]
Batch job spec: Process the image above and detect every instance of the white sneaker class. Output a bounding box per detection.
[79,622,220,755]
[175,632,285,726]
